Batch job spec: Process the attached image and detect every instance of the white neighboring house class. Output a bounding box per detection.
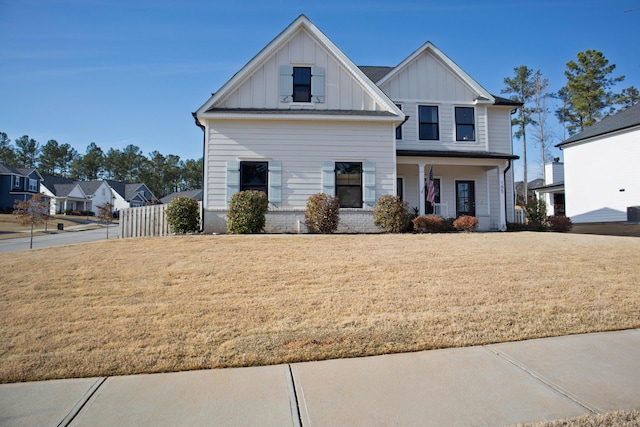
[76,181,115,216]
[40,175,89,215]
[106,181,155,212]
[557,103,640,223]
[532,159,565,217]
[194,15,520,233]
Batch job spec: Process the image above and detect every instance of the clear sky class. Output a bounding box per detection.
[1,0,638,181]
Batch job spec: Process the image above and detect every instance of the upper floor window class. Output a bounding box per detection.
[395,104,403,140]
[13,176,21,188]
[419,106,439,140]
[335,162,362,208]
[293,67,311,102]
[240,161,269,195]
[28,179,37,192]
[455,107,475,141]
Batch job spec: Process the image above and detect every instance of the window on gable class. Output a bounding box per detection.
[240,161,269,195]
[28,179,37,192]
[293,67,311,102]
[455,107,475,141]
[395,104,403,140]
[13,176,21,188]
[419,106,439,140]
[335,162,362,208]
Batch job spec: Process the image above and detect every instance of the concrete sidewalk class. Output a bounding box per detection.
[1,329,639,427]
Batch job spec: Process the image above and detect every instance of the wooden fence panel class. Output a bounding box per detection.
[119,203,202,239]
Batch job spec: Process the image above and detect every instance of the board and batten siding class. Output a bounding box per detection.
[218,29,387,113]
[563,128,640,223]
[204,120,396,209]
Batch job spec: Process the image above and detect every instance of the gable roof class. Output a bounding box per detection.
[76,180,107,196]
[194,15,403,122]
[0,164,42,178]
[160,189,203,204]
[557,103,640,147]
[376,42,496,104]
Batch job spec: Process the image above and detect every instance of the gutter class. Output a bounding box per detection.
[193,112,206,233]
[503,159,512,231]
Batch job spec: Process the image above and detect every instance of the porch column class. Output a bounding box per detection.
[498,166,507,231]
[418,162,426,216]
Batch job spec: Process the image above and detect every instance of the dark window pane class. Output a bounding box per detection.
[337,186,362,208]
[240,161,268,194]
[395,104,402,140]
[455,107,475,141]
[293,67,311,102]
[335,162,362,208]
[419,106,439,140]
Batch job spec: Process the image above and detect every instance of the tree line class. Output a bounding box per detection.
[501,49,638,202]
[0,135,202,199]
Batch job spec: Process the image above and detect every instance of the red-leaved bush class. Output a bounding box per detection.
[453,215,478,232]
[547,215,573,232]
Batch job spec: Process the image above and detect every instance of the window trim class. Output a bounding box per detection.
[335,161,363,208]
[13,176,21,188]
[28,178,38,192]
[418,105,439,141]
[455,106,476,142]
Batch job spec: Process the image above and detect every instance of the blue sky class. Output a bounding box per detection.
[1,0,638,181]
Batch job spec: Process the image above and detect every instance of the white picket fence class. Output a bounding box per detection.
[119,203,202,239]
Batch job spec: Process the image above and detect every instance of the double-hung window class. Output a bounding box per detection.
[419,106,439,140]
[28,179,37,192]
[455,107,475,141]
[13,176,21,188]
[395,104,403,140]
[293,67,311,102]
[335,162,362,208]
[240,161,269,195]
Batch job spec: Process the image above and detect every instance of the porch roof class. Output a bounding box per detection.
[396,149,519,160]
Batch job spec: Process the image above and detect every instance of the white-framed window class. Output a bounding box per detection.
[13,176,21,188]
[28,179,37,192]
[279,65,325,103]
[395,104,403,140]
[418,105,439,140]
[455,106,476,141]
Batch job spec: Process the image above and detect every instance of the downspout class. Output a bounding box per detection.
[193,112,206,233]
[503,159,512,230]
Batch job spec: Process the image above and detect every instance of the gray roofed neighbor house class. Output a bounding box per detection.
[0,164,41,177]
[557,103,640,147]
[76,181,105,196]
[358,66,394,83]
[160,189,203,204]
[41,175,75,196]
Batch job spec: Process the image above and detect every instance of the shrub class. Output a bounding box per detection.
[453,215,478,232]
[507,222,541,232]
[64,208,72,215]
[166,196,200,234]
[412,214,444,233]
[524,197,548,230]
[373,195,412,233]
[305,193,340,233]
[547,215,573,232]
[227,190,269,234]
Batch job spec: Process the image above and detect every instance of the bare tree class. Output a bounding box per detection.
[96,202,114,239]
[531,71,553,181]
[13,194,50,249]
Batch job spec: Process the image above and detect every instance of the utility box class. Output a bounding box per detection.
[627,206,640,223]
[57,223,64,231]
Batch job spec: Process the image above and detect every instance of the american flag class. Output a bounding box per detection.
[426,166,436,207]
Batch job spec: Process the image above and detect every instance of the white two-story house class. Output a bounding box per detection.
[194,15,519,233]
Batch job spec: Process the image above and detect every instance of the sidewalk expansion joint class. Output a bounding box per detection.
[483,345,599,415]
[57,376,107,427]
[286,365,303,427]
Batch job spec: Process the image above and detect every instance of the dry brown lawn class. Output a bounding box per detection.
[0,213,94,240]
[513,410,640,426]
[1,232,639,383]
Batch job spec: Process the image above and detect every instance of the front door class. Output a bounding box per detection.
[456,181,475,217]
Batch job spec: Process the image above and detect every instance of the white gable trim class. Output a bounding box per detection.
[377,42,495,104]
[194,15,403,122]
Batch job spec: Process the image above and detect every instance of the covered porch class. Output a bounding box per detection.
[396,150,518,231]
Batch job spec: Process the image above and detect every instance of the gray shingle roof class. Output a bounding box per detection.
[358,66,394,83]
[0,164,39,176]
[558,103,640,147]
[41,175,74,196]
[160,190,203,204]
[76,181,105,196]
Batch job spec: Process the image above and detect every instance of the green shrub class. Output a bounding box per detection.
[166,196,200,234]
[524,197,548,230]
[373,195,412,233]
[547,215,573,232]
[453,215,478,232]
[227,190,269,234]
[305,193,340,233]
[412,214,444,233]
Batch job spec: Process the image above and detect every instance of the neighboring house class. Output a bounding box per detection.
[532,159,565,217]
[194,15,519,233]
[557,103,640,223]
[515,179,545,207]
[41,177,156,216]
[0,163,43,212]
[160,189,203,204]
[106,181,155,212]
[40,175,89,215]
